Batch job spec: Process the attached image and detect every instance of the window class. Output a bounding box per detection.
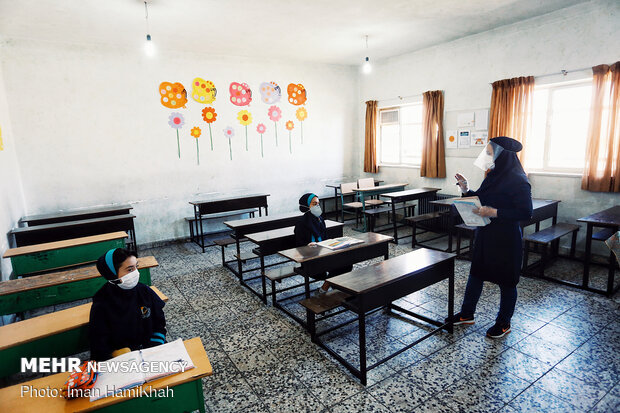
[527,79,592,172]
[378,103,423,166]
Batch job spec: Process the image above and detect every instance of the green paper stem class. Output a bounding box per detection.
[289,131,292,154]
[245,126,248,151]
[301,122,304,144]
[228,139,232,160]
[260,135,264,158]
[208,124,213,150]
[176,129,180,158]
[274,122,278,146]
[196,139,200,165]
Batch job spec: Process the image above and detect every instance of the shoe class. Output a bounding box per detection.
[445,312,475,325]
[486,322,511,338]
[314,288,328,297]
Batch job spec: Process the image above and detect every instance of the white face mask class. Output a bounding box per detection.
[474,149,495,171]
[113,269,140,290]
[310,205,322,217]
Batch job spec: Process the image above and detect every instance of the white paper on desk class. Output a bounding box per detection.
[452,197,490,227]
[457,112,475,127]
[317,237,364,250]
[89,339,195,401]
[474,109,489,130]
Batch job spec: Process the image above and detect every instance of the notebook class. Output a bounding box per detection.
[451,196,490,227]
[317,237,364,250]
[89,338,195,401]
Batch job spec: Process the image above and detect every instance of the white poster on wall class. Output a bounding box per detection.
[474,109,489,130]
[457,112,475,127]
[446,130,458,149]
[458,129,471,148]
[472,131,488,146]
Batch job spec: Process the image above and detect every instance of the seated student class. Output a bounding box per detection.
[89,248,166,361]
[294,193,351,295]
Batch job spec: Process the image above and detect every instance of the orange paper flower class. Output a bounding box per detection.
[191,127,201,138]
[285,120,294,130]
[202,107,217,123]
[296,107,308,121]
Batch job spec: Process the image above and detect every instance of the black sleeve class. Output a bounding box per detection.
[144,290,167,348]
[496,182,533,222]
[294,218,310,247]
[89,303,113,361]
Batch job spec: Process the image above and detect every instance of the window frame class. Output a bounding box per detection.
[377,102,424,168]
[529,78,592,174]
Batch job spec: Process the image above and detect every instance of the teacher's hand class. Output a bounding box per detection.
[454,173,469,193]
[472,206,497,218]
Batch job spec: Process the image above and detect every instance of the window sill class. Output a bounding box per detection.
[378,164,420,169]
[526,171,582,178]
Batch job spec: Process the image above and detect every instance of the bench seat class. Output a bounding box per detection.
[300,290,351,314]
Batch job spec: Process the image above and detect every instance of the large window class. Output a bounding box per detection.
[527,79,592,172]
[378,103,423,166]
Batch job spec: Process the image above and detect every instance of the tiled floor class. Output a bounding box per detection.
[139,223,619,413]
[6,222,619,412]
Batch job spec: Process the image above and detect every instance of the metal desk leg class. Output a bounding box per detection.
[392,200,398,244]
[358,301,367,386]
[361,195,368,232]
[583,223,593,288]
[236,239,243,282]
[334,187,340,222]
[607,250,616,297]
[448,269,454,334]
[260,254,267,304]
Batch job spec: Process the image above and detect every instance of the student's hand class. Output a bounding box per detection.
[308,242,318,247]
[472,206,497,217]
[455,173,469,193]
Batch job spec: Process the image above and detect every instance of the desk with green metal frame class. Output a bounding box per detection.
[379,188,441,244]
[353,183,408,232]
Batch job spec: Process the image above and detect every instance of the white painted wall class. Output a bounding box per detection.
[0,38,359,245]
[0,59,26,281]
[358,0,620,253]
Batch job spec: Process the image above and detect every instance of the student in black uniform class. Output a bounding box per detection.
[89,248,167,361]
[294,193,351,295]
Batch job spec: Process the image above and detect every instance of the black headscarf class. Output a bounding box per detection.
[298,193,318,213]
[96,248,137,281]
[294,193,326,245]
[476,136,528,196]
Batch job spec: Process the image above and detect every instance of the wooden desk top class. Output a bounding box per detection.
[20,205,133,224]
[3,232,128,259]
[577,205,620,226]
[0,256,159,296]
[354,183,408,193]
[10,214,136,234]
[224,212,302,229]
[0,286,168,350]
[325,179,383,189]
[429,197,559,208]
[380,188,441,199]
[0,337,212,413]
[278,232,393,263]
[189,193,270,205]
[328,248,455,295]
[245,220,342,244]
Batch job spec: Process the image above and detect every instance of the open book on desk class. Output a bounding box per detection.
[89,338,195,401]
[451,196,490,227]
[317,237,364,250]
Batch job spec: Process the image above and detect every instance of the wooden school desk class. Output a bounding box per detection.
[3,232,128,277]
[325,179,383,221]
[0,256,158,316]
[378,187,441,243]
[353,183,408,232]
[19,205,133,227]
[0,337,212,413]
[244,220,344,303]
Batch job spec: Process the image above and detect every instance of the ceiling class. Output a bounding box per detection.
[0,0,590,65]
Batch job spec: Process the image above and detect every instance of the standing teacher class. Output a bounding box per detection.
[449,136,533,338]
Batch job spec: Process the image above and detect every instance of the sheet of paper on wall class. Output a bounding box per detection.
[457,112,475,127]
[605,231,620,265]
[452,196,490,227]
[474,109,489,130]
[472,131,488,146]
[457,129,471,148]
[446,130,458,149]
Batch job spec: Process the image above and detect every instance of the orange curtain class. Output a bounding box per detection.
[489,76,534,165]
[582,62,620,192]
[364,100,378,173]
[420,90,446,178]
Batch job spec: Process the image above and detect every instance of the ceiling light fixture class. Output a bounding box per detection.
[362,35,372,74]
[144,1,155,57]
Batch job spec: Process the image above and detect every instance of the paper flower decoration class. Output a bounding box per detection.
[256,123,267,158]
[237,110,253,151]
[287,83,307,105]
[191,78,216,104]
[223,127,235,160]
[191,127,202,165]
[285,121,295,154]
[259,82,281,104]
[229,82,252,106]
[296,107,308,144]
[268,106,282,146]
[168,112,185,158]
[202,107,217,150]
[159,82,188,108]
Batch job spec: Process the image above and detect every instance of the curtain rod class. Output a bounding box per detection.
[488,66,593,84]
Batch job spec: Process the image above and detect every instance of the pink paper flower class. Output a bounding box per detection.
[256,123,267,134]
[268,106,282,122]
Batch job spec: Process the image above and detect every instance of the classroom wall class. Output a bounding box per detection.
[0,38,360,245]
[358,0,620,254]
[0,59,26,281]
